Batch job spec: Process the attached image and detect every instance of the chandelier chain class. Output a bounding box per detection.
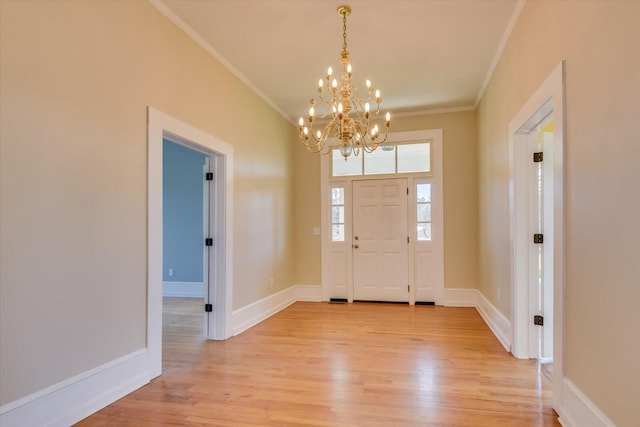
[342,12,348,57]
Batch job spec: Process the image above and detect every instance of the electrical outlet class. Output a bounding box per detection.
[169,268,174,277]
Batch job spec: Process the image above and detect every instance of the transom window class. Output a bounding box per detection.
[332,142,431,177]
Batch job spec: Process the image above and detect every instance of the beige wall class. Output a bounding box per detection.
[477,1,640,425]
[0,0,296,405]
[293,111,479,290]
[293,141,322,285]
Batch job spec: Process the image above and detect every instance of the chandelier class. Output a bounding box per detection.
[298,5,391,160]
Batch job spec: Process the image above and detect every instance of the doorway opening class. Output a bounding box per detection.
[321,129,444,305]
[162,139,209,352]
[147,107,234,380]
[508,62,565,409]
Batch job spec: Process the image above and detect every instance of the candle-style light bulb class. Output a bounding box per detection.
[338,103,343,113]
[303,127,308,136]
[332,78,338,88]
[318,79,323,88]
[316,130,322,139]
[365,103,370,113]
[375,89,381,100]
[386,112,391,122]
[366,79,371,88]
[347,64,352,74]
[332,104,337,113]
[328,67,333,76]
[309,106,315,117]
[298,117,304,127]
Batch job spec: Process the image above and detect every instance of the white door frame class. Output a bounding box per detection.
[508,62,565,407]
[147,107,234,379]
[320,129,444,305]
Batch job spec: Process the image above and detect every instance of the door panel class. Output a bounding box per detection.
[353,179,408,302]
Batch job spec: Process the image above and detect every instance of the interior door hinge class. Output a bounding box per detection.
[205,172,214,181]
[408,285,410,292]
[534,315,544,326]
[205,237,213,246]
[533,152,543,163]
[205,303,213,313]
[406,187,409,195]
[407,236,410,244]
[533,233,543,244]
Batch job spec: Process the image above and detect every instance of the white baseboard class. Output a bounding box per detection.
[0,349,150,427]
[442,288,510,352]
[443,288,478,306]
[231,287,297,336]
[557,378,616,427]
[162,281,204,298]
[475,291,511,352]
[294,284,322,302]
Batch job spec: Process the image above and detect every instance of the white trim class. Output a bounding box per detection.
[476,291,511,352]
[313,107,476,126]
[474,0,526,108]
[163,281,205,298]
[441,289,511,352]
[379,105,475,119]
[148,106,235,346]
[557,379,616,427]
[148,0,291,124]
[321,129,444,305]
[294,285,322,302]
[442,288,477,307]
[231,287,297,336]
[0,350,149,427]
[507,62,566,411]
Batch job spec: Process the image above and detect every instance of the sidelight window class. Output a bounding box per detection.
[331,187,345,241]
[416,183,432,241]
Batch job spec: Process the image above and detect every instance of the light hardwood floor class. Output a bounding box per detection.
[77,299,560,426]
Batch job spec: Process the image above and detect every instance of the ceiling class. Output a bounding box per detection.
[154,0,523,122]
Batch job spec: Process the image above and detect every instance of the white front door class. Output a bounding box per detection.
[352,178,409,302]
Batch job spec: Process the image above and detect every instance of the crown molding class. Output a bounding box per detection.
[474,0,526,109]
[148,0,292,123]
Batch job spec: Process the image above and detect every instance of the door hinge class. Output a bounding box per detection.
[408,285,410,292]
[534,315,544,326]
[205,303,213,313]
[407,236,410,243]
[533,152,543,163]
[533,233,544,244]
[205,172,214,181]
[407,187,409,195]
[205,237,213,246]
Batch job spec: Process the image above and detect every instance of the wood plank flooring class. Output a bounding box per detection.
[77,299,560,426]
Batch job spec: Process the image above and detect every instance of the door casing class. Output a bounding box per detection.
[321,129,444,306]
[508,62,565,409]
[147,107,234,380]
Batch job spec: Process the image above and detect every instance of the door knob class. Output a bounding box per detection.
[354,236,359,240]
[353,244,359,249]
